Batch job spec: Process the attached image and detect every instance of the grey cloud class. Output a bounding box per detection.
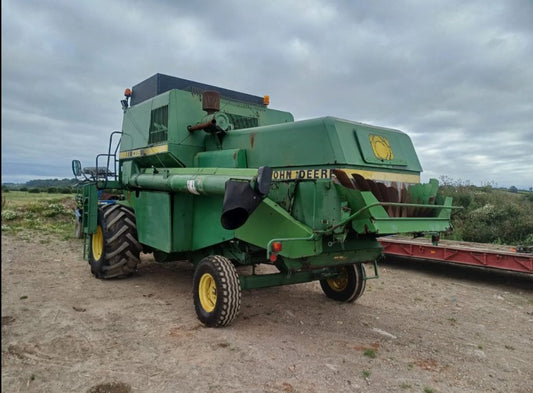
[2,0,532,188]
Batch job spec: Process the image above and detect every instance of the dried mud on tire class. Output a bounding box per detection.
[2,233,532,393]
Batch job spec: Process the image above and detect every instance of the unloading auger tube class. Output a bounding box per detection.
[127,166,272,230]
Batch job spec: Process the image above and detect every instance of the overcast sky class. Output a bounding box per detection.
[2,0,532,189]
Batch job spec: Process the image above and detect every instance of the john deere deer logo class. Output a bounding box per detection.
[369,135,394,161]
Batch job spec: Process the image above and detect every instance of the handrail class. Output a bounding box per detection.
[318,201,461,234]
[95,131,122,189]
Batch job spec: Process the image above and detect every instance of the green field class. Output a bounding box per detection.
[1,191,77,241]
[2,186,532,246]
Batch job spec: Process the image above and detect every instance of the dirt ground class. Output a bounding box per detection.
[2,233,532,393]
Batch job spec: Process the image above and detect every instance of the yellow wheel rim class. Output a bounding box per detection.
[198,273,217,312]
[327,267,348,292]
[92,225,104,261]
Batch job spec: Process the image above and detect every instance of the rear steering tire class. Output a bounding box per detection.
[193,255,241,327]
[320,263,366,302]
[89,204,142,279]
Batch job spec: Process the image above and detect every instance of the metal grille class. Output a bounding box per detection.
[149,105,168,144]
[226,114,258,130]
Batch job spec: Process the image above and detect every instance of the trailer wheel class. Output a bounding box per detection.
[320,264,366,302]
[193,255,241,327]
[89,204,142,279]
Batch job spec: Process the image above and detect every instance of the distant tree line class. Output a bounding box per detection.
[2,178,78,194]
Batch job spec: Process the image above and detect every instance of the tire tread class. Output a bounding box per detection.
[193,255,241,327]
[89,204,141,279]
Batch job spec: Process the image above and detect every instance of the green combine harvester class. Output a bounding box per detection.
[72,73,453,327]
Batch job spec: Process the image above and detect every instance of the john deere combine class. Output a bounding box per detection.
[72,73,453,327]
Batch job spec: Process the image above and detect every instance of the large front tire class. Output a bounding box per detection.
[193,255,241,327]
[89,204,142,279]
[320,264,366,302]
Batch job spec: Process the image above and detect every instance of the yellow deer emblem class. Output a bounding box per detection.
[369,135,394,161]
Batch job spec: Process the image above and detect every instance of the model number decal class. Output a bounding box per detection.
[119,145,169,159]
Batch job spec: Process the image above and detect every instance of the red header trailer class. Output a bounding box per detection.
[379,237,533,274]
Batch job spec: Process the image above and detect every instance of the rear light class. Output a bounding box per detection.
[269,241,282,262]
[271,242,282,253]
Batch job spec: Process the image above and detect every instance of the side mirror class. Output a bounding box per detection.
[71,160,82,177]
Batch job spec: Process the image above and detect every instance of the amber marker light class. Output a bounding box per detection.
[271,242,282,253]
[124,88,132,97]
[263,95,270,106]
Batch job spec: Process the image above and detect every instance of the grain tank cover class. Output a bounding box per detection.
[130,73,266,107]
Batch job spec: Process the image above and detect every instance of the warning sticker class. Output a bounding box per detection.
[186,180,200,195]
